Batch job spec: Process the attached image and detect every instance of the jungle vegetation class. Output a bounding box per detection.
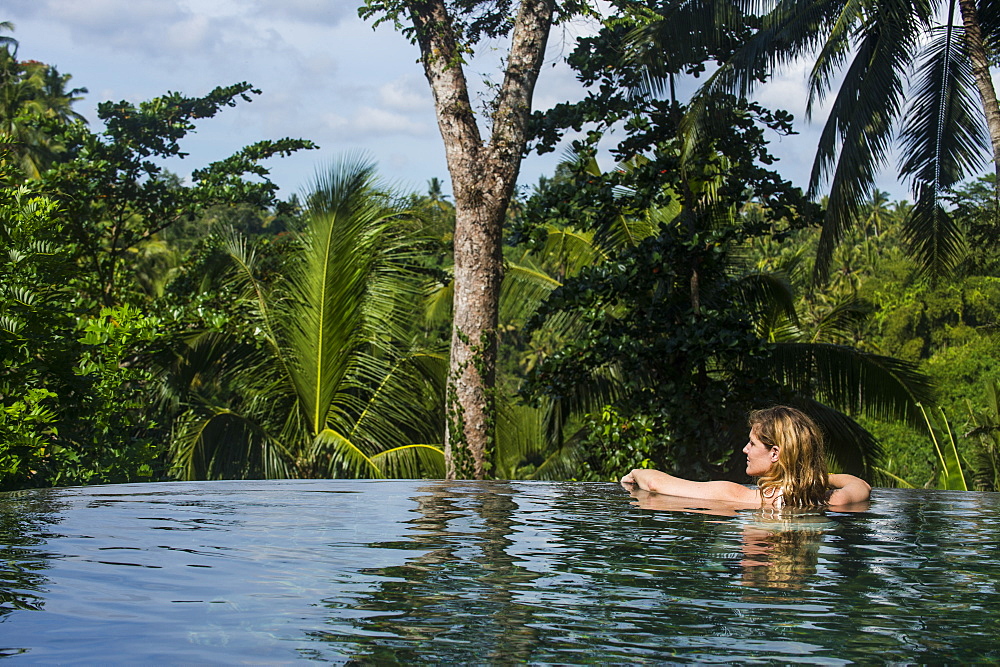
[1,4,999,491]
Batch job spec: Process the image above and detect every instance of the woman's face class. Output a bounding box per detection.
[743,428,778,477]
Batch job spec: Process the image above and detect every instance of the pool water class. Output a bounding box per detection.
[1,480,998,663]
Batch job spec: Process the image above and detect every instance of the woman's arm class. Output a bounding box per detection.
[621,469,757,503]
[827,473,872,505]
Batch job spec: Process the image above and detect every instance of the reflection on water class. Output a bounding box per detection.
[0,490,66,621]
[313,481,546,663]
[627,488,861,591]
[740,513,829,590]
[0,481,998,663]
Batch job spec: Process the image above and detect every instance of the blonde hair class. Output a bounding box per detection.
[749,406,831,507]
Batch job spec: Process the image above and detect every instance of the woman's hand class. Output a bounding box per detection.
[620,470,637,486]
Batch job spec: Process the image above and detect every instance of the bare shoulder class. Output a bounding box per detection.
[828,473,872,505]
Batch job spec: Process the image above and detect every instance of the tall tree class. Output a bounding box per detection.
[360,0,561,479]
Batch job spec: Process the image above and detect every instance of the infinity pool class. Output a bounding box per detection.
[1,480,997,662]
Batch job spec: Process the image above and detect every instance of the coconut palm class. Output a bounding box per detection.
[628,0,1000,278]
[0,31,87,179]
[0,21,15,50]
[168,157,445,480]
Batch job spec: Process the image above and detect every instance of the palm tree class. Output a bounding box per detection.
[628,0,1000,278]
[0,21,15,50]
[168,157,445,480]
[0,28,87,179]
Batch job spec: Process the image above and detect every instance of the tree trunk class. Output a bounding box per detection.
[406,0,554,478]
[958,0,1000,197]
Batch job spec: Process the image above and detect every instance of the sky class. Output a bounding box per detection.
[5,0,911,201]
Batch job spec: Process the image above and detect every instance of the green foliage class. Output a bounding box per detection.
[523,96,923,479]
[748,174,1000,489]
[168,157,445,480]
[573,406,657,481]
[0,388,57,490]
[513,4,945,480]
[0,181,66,337]
[0,41,319,488]
[41,82,316,307]
[0,172,72,489]
[967,381,1000,492]
[0,36,87,179]
[57,306,163,486]
[919,404,968,491]
[645,0,995,278]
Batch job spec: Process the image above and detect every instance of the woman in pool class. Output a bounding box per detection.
[620,405,871,507]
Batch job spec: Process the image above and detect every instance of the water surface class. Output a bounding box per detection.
[1,480,997,663]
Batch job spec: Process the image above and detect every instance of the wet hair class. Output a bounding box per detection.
[749,406,831,507]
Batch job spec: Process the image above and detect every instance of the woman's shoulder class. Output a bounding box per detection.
[827,474,872,505]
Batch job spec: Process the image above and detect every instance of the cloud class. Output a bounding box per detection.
[5,0,287,65]
[353,106,428,136]
[378,76,430,111]
[313,105,426,138]
[755,59,816,120]
[250,0,356,27]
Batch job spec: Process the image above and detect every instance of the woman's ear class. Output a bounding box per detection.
[769,446,780,462]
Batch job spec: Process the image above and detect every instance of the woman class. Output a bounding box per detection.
[620,406,871,507]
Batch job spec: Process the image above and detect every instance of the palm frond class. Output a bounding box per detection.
[872,466,918,487]
[625,0,757,100]
[790,398,883,475]
[898,26,990,192]
[735,271,799,326]
[527,441,583,480]
[902,185,967,276]
[334,347,442,453]
[424,268,454,326]
[919,404,969,490]
[811,4,926,280]
[167,157,441,480]
[679,0,851,154]
[284,157,422,436]
[978,0,1000,54]
[500,259,562,324]
[805,298,869,344]
[313,427,381,478]
[493,397,583,480]
[220,227,287,362]
[512,224,608,271]
[170,409,290,480]
[804,0,865,116]
[896,25,986,275]
[370,444,446,478]
[748,342,934,425]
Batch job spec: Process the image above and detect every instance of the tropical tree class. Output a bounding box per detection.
[629,0,1000,278]
[519,154,933,479]
[169,158,445,480]
[0,36,87,179]
[41,83,314,308]
[359,0,572,479]
[525,7,934,477]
